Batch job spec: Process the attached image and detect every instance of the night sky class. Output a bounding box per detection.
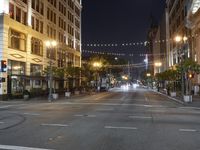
[82,0,166,63]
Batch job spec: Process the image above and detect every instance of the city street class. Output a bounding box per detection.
[0,87,200,150]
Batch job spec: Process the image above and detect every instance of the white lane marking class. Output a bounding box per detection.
[74,114,96,118]
[0,122,4,124]
[96,108,114,111]
[0,105,14,109]
[105,126,138,130]
[179,129,197,132]
[23,113,40,116]
[179,107,200,110]
[87,115,96,118]
[74,114,84,117]
[129,116,152,119]
[120,96,126,101]
[56,102,165,108]
[0,144,54,150]
[41,124,69,127]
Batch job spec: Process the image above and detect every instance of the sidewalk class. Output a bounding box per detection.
[155,89,200,107]
[0,92,96,104]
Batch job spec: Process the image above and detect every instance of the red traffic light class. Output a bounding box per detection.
[1,60,7,72]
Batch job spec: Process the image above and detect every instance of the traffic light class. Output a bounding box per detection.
[1,60,7,72]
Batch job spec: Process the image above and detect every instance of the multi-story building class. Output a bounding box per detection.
[187,0,200,84]
[166,0,191,67]
[153,9,169,75]
[147,16,158,73]
[0,0,82,100]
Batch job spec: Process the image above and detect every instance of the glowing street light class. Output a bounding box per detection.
[154,62,162,67]
[45,40,57,102]
[93,62,102,91]
[146,73,151,77]
[122,75,128,80]
[174,36,182,43]
[93,62,102,68]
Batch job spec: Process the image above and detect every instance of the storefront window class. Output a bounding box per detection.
[8,60,26,75]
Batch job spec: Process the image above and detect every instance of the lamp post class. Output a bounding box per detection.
[174,35,188,97]
[154,62,162,73]
[93,62,102,91]
[45,40,57,102]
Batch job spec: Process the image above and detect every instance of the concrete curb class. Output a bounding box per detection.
[151,90,185,105]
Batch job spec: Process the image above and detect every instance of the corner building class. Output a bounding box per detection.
[0,0,82,100]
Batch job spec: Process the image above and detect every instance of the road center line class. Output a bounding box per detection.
[96,108,114,111]
[179,129,197,132]
[129,116,152,119]
[23,113,40,116]
[57,102,165,108]
[0,105,14,109]
[74,114,84,117]
[87,115,96,118]
[0,144,54,150]
[41,124,69,127]
[105,126,138,130]
[74,114,96,118]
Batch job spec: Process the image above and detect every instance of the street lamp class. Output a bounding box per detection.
[154,62,162,73]
[174,35,188,97]
[93,62,102,91]
[146,73,151,77]
[45,40,57,102]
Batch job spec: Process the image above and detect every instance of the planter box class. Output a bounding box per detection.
[184,95,192,103]
[23,95,29,100]
[170,92,176,97]
[52,93,59,100]
[75,91,80,95]
[65,92,71,98]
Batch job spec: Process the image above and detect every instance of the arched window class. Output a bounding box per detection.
[31,37,43,56]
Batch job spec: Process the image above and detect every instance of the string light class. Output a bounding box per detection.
[82,49,167,57]
[82,34,199,47]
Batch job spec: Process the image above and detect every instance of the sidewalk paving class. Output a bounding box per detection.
[154,89,200,108]
[0,92,96,105]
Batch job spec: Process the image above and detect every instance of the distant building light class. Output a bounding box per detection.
[192,0,200,14]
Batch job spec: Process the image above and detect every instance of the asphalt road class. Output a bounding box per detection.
[0,87,200,150]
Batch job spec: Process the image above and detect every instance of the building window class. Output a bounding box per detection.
[40,21,43,33]
[75,56,80,66]
[16,7,21,22]
[9,29,26,51]
[47,48,56,60]
[47,7,56,25]
[36,19,39,31]
[31,37,43,56]
[22,11,27,25]
[9,3,14,19]
[32,16,35,29]
[32,0,44,15]
[30,64,43,76]
[20,0,27,4]
[32,0,35,9]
